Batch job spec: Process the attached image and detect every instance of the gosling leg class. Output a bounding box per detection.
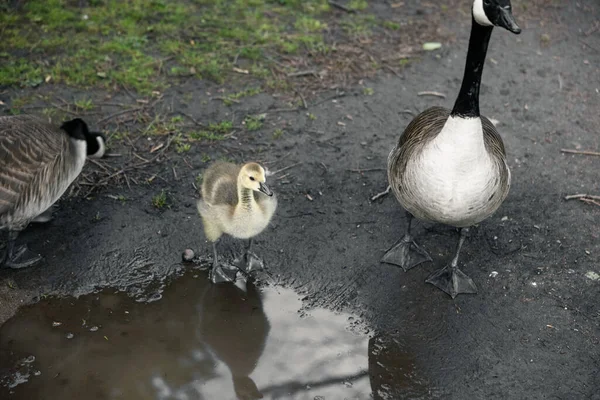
[425,228,477,298]
[209,241,238,284]
[241,238,264,273]
[381,212,432,271]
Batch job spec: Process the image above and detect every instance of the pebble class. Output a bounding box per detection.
[182,249,195,262]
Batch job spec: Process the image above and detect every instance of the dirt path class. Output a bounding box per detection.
[1,0,599,398]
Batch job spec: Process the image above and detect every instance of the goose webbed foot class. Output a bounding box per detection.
[425,265,477,298]
[425,227,476,298]
[1,245,42,269]
[381,235,432,271]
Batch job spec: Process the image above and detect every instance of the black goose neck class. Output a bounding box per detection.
[451,18,494,118]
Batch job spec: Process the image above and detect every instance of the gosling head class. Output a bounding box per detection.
[239,162,273,197]
[61,118,106,159]
[473,0,521,34]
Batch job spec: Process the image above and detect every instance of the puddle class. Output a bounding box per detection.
[0,272,431,399]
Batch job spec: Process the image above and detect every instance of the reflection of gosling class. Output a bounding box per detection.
[197,161,277,283]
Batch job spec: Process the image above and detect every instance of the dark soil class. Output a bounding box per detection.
[1,0,599,399]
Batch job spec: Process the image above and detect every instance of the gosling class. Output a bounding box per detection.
[197,161,277,283]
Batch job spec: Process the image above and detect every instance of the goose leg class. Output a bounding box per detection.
[381,212,432,271]
[1,231,42,269]
[209,241,238,284]
[425,228,477,298]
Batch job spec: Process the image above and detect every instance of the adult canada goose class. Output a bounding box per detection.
[0,115,106,269]
[383,0,521,298]
[197,161,277,284]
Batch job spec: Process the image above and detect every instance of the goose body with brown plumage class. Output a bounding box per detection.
[197,161,277,284]
[0,116,105,269]
[383,0,521,298]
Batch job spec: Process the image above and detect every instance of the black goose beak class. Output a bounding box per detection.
[258,182,273,196]
[497,7,521,34]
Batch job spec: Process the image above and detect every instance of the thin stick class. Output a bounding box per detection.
[565,194,600,201]
[347,168,386,173]
[417,91,446,98]
[328,0,356,13]
[370,185,391,202]
[287,70,317,78]
[271,162,302,175]
[212,96,240,104]
[580,198,600,207]
[97,107,142,125]
[560,149,600,157]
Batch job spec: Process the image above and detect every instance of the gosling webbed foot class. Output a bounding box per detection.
[2,245,42,269]
[237,252,264,273]
[381,236,432,271]
[209,263,239,284]
[425,264,477,299]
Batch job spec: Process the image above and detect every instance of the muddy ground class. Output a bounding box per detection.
[1,0,599,398]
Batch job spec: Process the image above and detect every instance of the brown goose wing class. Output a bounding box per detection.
[481,115,506,156]
[0,115,67,216]
[201,161,240,206]
[389,106,450,178]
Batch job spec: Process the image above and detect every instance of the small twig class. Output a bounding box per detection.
[177,111,205,127]
[328,0,356,13]
[580,198,600,207]
[212,96,240,104]
[565,194,600,201]
[347,168,386,173]
[268,107,301,113]
[370,185,391,202]
[287,69,317,78]
[417,91,446,98]
[297,91,308,109]
[172,166,178,181]
[560,149,600,157]
[97,107,142,125]
[271,162,302,175]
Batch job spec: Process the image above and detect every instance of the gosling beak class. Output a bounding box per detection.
[258,182,273,196]
[497,7,521,34]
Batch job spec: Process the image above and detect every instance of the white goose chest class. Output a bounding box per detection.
[399,116,506,227]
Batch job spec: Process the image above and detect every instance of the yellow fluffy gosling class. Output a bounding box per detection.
[197,161,277,283]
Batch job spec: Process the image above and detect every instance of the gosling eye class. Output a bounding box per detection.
[249,176,255,181]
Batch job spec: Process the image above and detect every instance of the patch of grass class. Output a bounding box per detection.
[273,128,284,139]
[152,190,168,209]
[349,0,368,11]
[307,112,317,120]
[74,98,94,111]
[222,87,261,106]
[244,114,266,131]
[201,154,211,163]
[189,120,233,141]
[195,173,203,188]
[383,21,401,30]
[363,87,374,96]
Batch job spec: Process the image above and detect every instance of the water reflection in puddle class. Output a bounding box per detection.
[0,272,432,399]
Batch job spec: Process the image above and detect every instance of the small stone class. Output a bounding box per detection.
[66,333,74,339]
[585,271,599,281]
[52,322,62,327]
[182,249,195,262]
[489,271,498,278]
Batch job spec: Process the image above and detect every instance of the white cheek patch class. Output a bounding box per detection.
[473,0,493,26]
[90,136,106,158]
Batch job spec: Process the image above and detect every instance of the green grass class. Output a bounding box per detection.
[0,0,334,93]
[244,114,265,131]
[151,190,168,209]
[0,0,412,95]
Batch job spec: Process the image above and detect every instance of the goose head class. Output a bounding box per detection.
[239,162,273,197]
[61,118,106,158]
[473,0,521,34]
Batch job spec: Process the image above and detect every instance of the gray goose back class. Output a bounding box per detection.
[0,115,87,230]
